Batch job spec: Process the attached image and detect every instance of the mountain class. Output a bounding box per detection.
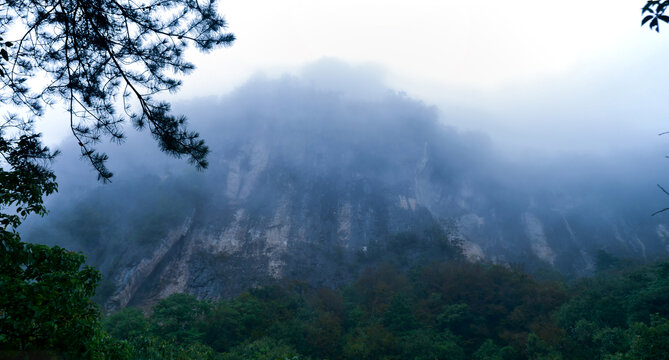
[22,63,669,310]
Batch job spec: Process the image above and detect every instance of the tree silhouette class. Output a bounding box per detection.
[642,1,669,32]
[0,0,234,181]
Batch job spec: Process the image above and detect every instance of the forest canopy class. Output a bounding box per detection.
[101,260,669,360]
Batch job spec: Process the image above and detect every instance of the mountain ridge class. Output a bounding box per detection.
[22,69,669,310]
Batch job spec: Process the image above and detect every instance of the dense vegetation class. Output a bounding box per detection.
[97,259,669,360]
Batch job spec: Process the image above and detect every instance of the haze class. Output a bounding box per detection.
[34,0,669,161]
[23,60,669,279]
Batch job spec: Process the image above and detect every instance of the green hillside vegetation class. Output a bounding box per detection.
[96,259,669,360]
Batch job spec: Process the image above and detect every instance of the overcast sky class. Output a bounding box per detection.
[184,0,642,92]
[39,0,669,157]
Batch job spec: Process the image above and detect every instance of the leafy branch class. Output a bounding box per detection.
[642,1,669,32]
[0,0,234,181]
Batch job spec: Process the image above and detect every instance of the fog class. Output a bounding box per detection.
[36,2,666,159]
[8,2,669,355]
[42,57,669,204]
[19,58,669,290]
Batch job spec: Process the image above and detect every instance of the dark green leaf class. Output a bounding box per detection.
[651,17,660,30]
[643,15,655,25]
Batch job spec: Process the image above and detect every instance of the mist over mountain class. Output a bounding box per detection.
[21,60,669,310]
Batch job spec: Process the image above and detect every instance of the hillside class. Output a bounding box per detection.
[22,71,669,310]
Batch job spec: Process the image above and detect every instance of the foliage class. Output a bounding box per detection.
[149,293,209,344]
[221,338,303,360]
[101,261,571,359]
[555,261,669,359]
[0,120,114,357]
[0,0,234,180]
[397,328,465,360]
[0,121,57,229]
[0,0,234,356]
[0,230,120,358]
[123,335,219,360]
[100,259,669,360]
[622,314,669,360]
[102,307,150,341]
[642,1,669,32]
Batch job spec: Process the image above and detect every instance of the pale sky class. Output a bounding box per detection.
[181,0,645,93]
[40,1,669,156]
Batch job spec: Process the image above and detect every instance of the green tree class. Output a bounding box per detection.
[343,323,397,360]
[125,336,218,360]
[0,0,234,356]
[221,338,303,360]
[473,339,505,360]
[303,311,344,359]
[382,295,418,333]
[398,329,465,360]
[623,315,669,360]
[200,301,245,352]
[0,122,108,357]
[149,293,209,344]
[0,232,104,356]
[103,307,150,341]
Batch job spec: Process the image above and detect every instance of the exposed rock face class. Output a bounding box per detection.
[522,213,556,266]
[23,75,669,310]
[108,216,194,309]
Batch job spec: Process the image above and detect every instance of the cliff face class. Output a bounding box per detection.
[23,75,669,310]
[103,133,459,310]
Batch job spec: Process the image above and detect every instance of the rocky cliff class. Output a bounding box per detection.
[22,72,669,310]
